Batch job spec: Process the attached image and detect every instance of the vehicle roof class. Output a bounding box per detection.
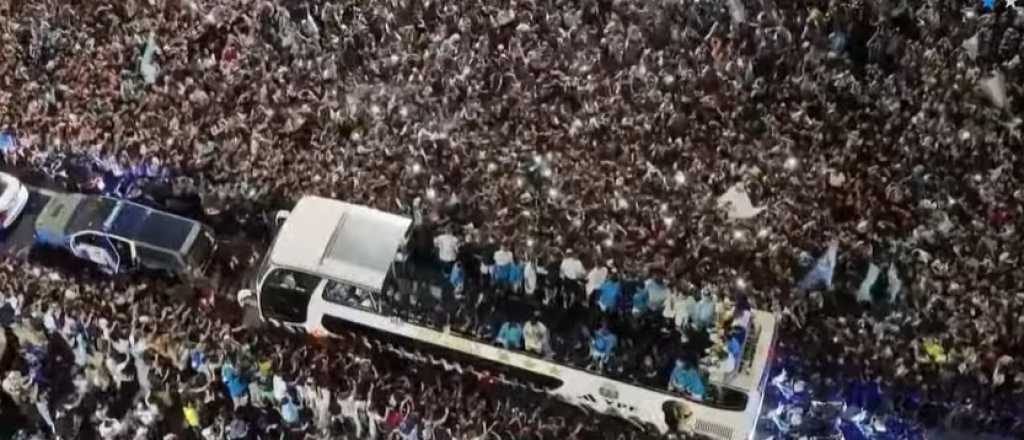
[269,196,412,292]
[48,195,196,252]
[35,193,85,240]
[65,195,117,235]
[103,199,195,251]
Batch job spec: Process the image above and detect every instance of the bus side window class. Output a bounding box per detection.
[323,280,356,306]
[323,280,378,311]
[266,269,320,292]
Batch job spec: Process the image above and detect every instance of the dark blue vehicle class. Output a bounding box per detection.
[34,193,215,277]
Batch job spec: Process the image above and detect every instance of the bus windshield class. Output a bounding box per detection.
[259,268,321,324]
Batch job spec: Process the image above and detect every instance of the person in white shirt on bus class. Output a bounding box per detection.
[433,228,459,272]
[559,249,586,303]
[690,286,717,329]
[492,243,515,290]
[585,262,609,298]
[643,273,669,313]
[523,312,552,357]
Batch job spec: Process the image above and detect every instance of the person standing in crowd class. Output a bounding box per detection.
[2,0,1024,437]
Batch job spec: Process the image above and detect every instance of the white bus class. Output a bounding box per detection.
[245,196,777,439]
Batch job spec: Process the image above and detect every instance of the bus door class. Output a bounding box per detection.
[258,268,323,333]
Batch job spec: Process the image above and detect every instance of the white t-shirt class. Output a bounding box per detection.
[273,375,289,402]
[339,395,359,419]
[560,257,586,280]
[586,267,608,294]
[524,262,538,295]
[523,321,549,353]
[493,248,514,266]
[434,234,459,263]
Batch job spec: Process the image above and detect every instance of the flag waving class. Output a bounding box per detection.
[797,241,839,292]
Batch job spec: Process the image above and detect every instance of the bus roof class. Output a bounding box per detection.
[270,196,412,292]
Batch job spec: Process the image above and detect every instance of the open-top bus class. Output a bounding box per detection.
[243,196,777,439]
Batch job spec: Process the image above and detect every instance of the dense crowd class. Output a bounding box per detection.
[0,258,650,440]
[3,0,1024,437]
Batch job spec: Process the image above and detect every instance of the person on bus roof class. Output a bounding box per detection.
[669,359,706,400]
[523,312,551,357]
[449,261,465,295]
[492,243,515,287]
[644,275,668,313]
[589,322,617,368]
[434,227,460,272]
[631,286,650,316]
[507,258,525,293]
[596,273,622,313]
[585,262,609,297]
[690,286,717,329]
[495,321,524,350]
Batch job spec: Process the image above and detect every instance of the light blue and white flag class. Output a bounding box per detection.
[856,264,880,303]
[797,242,838,292]
[0,132,16,152]
[140,33,160,85]
[856,263,903,304]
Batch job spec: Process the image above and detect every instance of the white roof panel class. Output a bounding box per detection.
[269,196,412,291]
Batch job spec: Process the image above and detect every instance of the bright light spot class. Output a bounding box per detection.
[660,203,669,212]
[546,152,555,161]
[616,197,628,210]
[758,228,769,238]
[674,171,686,185]
[572,218,582,227]
[736,278,747,289]
[516,177,526,188]
[449,194,459,205]
[522,210,531,218]
[548,188,560,198]
[733,230,745,240]
[784,157,799,170]
[399,106,409,118]
[959,130,971,141]
[541,168,553,178]
[663,216,675,227]
[487,162,498,172]
[527,238,535,247]
[425,188,437,200]
[533,154,544,164]
[478,151,487,160]
[603,237,614,248]
[412,163,423,174]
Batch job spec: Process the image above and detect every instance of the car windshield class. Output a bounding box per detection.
[67,197,118,233]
